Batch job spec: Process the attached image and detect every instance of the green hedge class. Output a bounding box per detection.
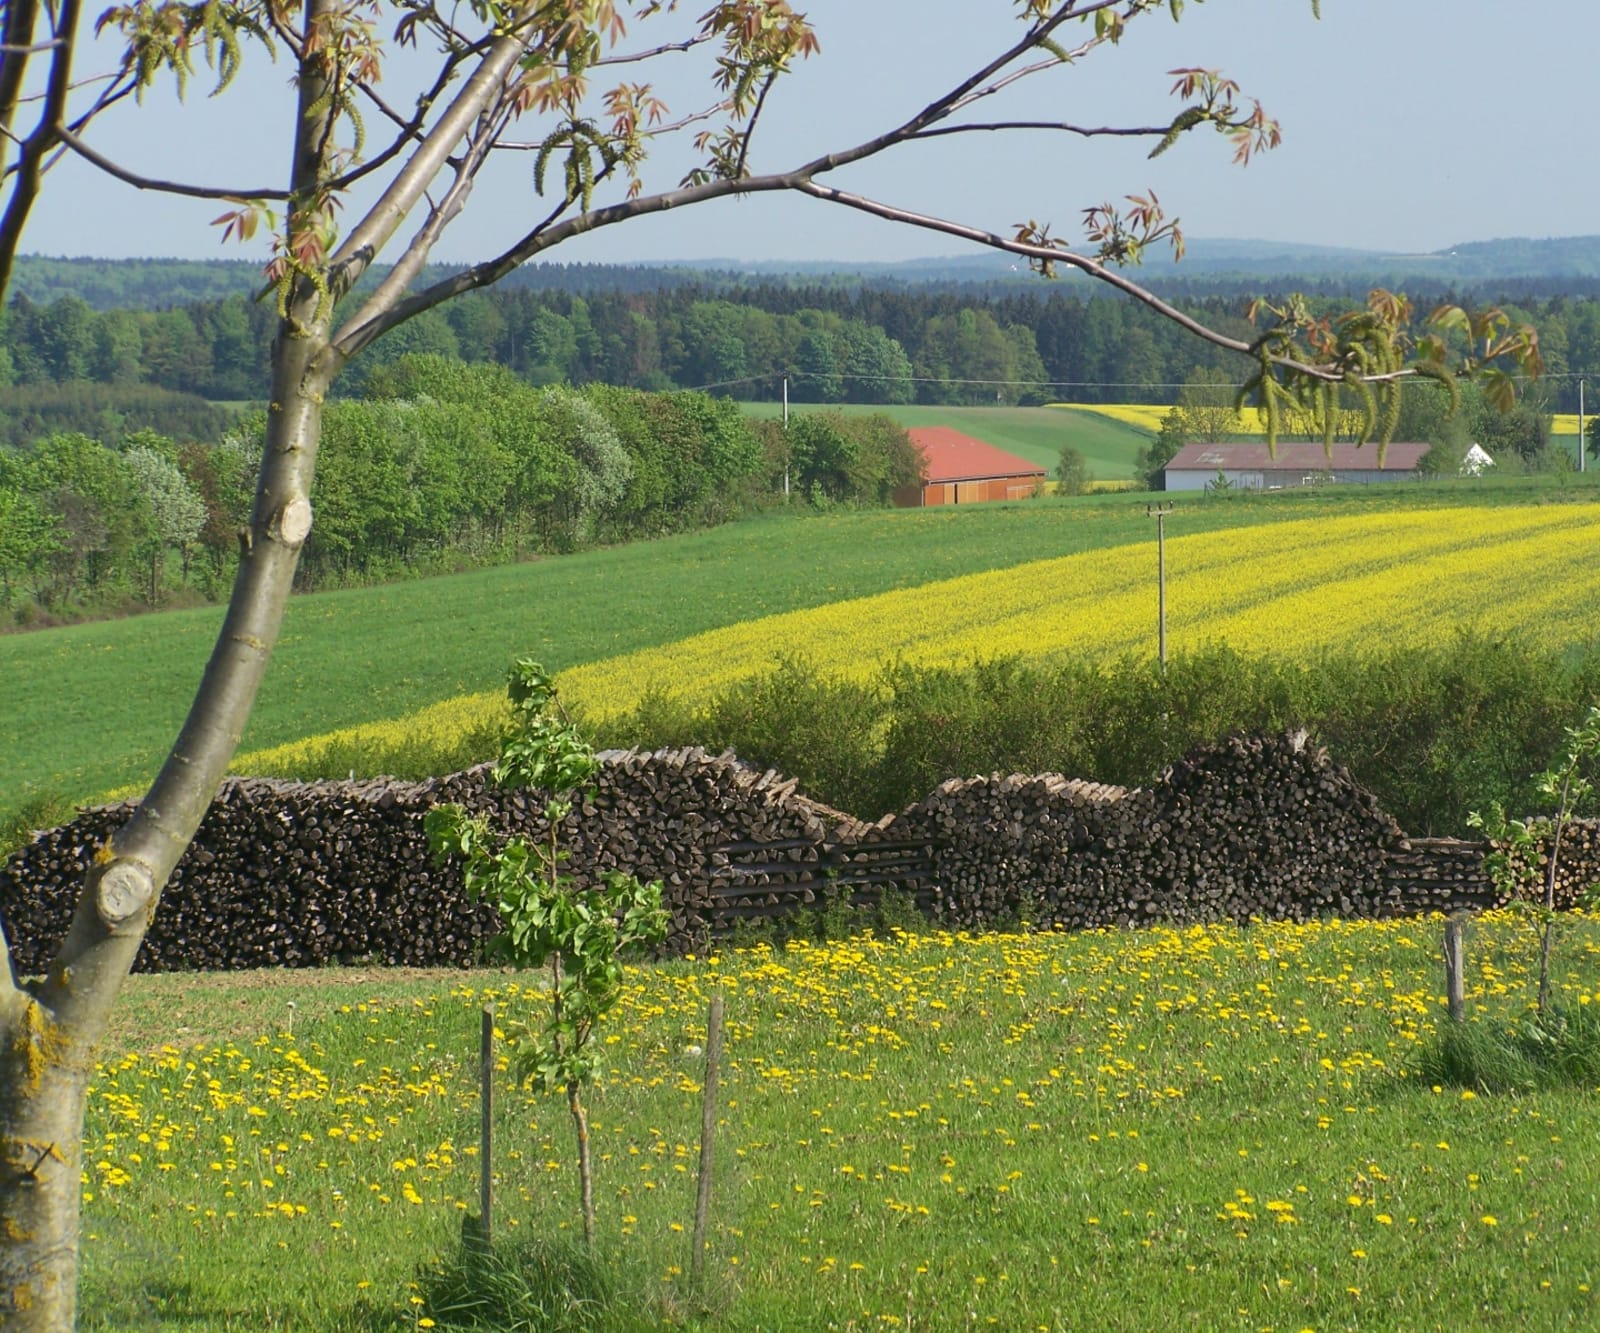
[589,634,1600,836]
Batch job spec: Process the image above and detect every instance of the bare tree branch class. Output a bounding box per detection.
[338,92,515,339]
[491,100,720,151]
[732,65,779,179]
[908,120,1173,142]
[0,0,45,136]
[593,32,711,66]
[52,124,292,199]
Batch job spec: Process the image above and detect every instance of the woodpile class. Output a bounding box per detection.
[888,732,1408,931]
[5,734,1600,975]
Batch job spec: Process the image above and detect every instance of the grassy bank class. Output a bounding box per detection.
[78,913,1600,1329]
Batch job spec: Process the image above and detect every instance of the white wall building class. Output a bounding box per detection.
[1163,441,1430,492]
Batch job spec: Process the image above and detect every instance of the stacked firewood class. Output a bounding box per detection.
[6,738,1600,976]
[0,748,865,973]
[884,732,1409,930]
[436,748,864,954]
[1484,819,1600,911]
[0,776,488,975]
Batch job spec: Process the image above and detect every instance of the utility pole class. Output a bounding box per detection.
[782,374,790,499]
[1580,378,1586,474]
[1146,501,1174,671]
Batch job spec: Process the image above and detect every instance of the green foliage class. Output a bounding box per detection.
[1418,1004,1600,1094]
[1055,443,1091,495]
[597,637,1600,835]
[427,662,666,1090]
[0,381,236,449]
[1134,408,1189,490]
[426,661,666,1244]
[414,1232,629,1332]
[1467,706,1600,1012]
[763,409,923,507]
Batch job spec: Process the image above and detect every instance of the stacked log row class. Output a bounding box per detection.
[885,774,1130,931]
[0,776,483,976]
[878,732,1409,930]
[1114,731,1408,925]
[1385,838,1497,913]
[434,748,868,955]
[1488,819,1600,911]
[8,736,1600,976]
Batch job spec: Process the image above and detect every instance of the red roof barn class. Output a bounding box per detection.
[894,427,1046,508]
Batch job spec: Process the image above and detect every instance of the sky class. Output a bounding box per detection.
[18,0,1600,268]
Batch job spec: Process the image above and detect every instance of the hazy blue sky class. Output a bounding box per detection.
[21,0,1600,267]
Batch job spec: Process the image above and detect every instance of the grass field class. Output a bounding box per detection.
[76,913,1600,1329]
[7,476,1600,810]
[737,402,1152,479]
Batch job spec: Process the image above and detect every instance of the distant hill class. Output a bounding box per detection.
[15,234,1600,310]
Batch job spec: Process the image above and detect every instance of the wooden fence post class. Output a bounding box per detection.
[480,1005,494,1249]
[691,994,726,1289]
[1443,916,1466,1022]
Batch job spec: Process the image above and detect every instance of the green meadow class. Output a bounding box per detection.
[78,914,1600,1330]
[5,474,1598,811]
[736,402,1152,478]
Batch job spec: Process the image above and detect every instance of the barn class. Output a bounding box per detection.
[893,427,1047,507]
[1162,441,1430,492]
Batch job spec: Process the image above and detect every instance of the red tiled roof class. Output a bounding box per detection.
[908,427,1046,485]
[1164,441,1430,472]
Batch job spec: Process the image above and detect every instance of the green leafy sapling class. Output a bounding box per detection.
[426,659,667,1248]
[1468,705,1600,1015]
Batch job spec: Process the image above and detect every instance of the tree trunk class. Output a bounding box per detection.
[0,8,340,1315]
[569,1081,595,1251]
[0,996,93,1325]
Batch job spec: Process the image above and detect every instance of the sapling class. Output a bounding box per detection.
[1468,705,1600,1015]
[427,659,666,1247]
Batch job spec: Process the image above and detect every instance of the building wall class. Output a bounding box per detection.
[1167,468,1418,492]
[893,475,1043,507]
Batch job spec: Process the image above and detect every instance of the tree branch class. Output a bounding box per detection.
[0,0,44,138]
[0,0,79,300]
[791,176,1365,382]
[593,32,711,66]
[490,101,720,152]
[325,26,531,298]
[908,120,1173,142]
[35,0,347,1043]
[732,66,779,180]
[337,91,514,342]
[52,124,291,200]
[780,3,1087,187]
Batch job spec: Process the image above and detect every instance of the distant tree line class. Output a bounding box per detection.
[11,280,1600,427]
[0,356,921,627]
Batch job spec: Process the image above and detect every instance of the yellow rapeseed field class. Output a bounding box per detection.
[555,504,1600,720]
[229,503,1600,778]
[1056,402,1171,432]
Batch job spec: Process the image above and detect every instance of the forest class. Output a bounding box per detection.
[9,268,1600,426]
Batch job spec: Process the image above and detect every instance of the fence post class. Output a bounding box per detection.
[691,994,726,1289]
[480,1005,494,1249]
[1443,916,1466,1023]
